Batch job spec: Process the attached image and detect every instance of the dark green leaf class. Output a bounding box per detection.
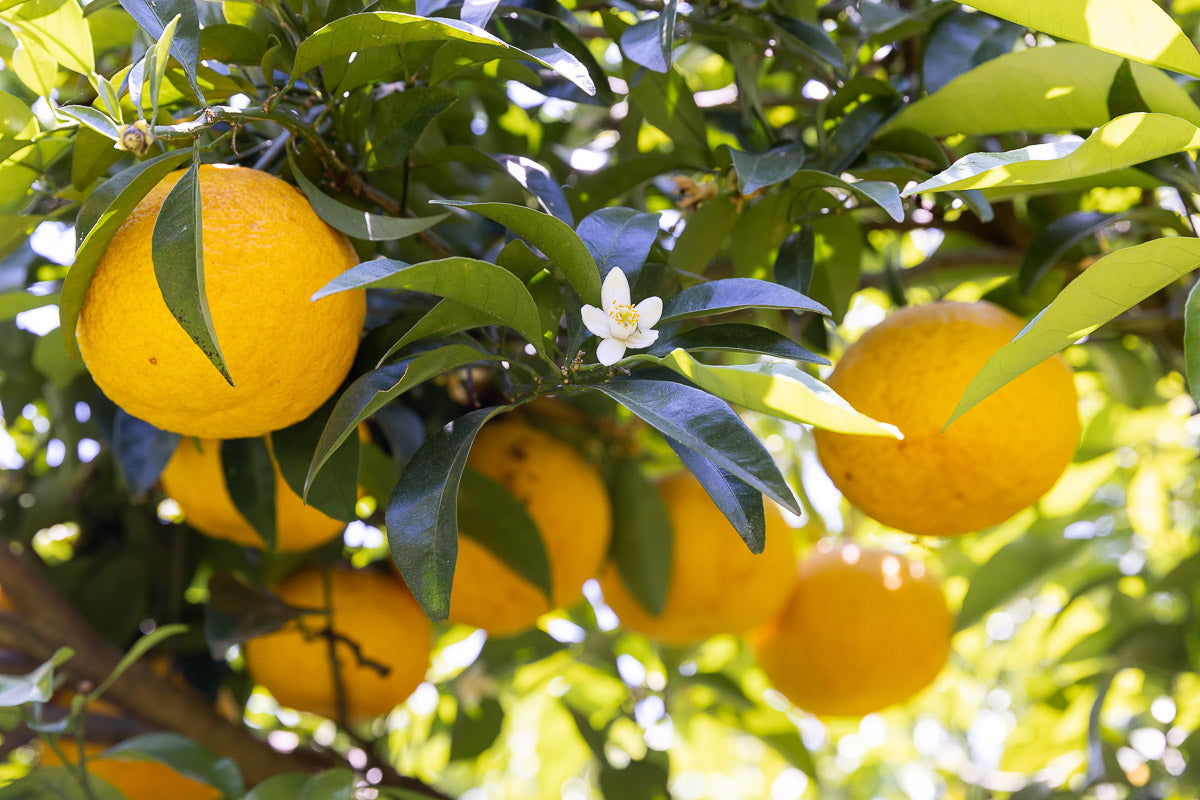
[244,775,311,800]
[729,142,805,196]
[450,696,504,760]
[660,278,828,322]
[62,148,194,355]
[198,24,268,64]
[458,468,552,601]
[792,171,904,222]
[1186,279,1200,410]
[492,155,574,225]
[590,380,799,514]
[647,323,826,364]
[296,770,356,800]
[151,149,232,384]
[922,9,1021,94]
[377,299,500,363]
[103,733,244,799]
[1019,211,1123,293]
[117,0,202,99]
[271,398,359,523]
[307,344,497,491]
[313,257,548,355]
[365,88,457,171]
[112,409,180,497]
[628,68,708,156]
[0,769,126,800]
[576,207,659,282]
[571,154,697,215]
[434,201,601,305]
[386,406,513,621]
[667,437,765,553]
[667,196,739,275]
[768,13,845,72]
[221,437,276,550]
[774,225,815,294]
[608,456,672,616]
[204,572,304,658]
[1107,59,1149,118]
[599,761,670,800]
[818,96,901,173]
[289,155,449,241]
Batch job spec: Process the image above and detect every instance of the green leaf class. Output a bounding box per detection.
[607,456,672,616]
[0,90,36,138]
[386,406,514,621]
[57,105,119,140]
[450,696,505,760]
[103,733,245,799]
[0,768,126,800]
[648,349,901,438]
[1187,279,1200,410]
[2,0,94,74]
[198,24,268,65]
[627,67,709,156]
[151,149,232,384]
[576,207,660,282]
[949,237,1200,426]
[728,142,805,196]
[599,760,670,800]
[922,8,1021,95]
[204,572,304,658]
[590,380,799,514]
[89,624,185,701]
[289,156,449,241]
[243,775,311,800]
[621,19,668,73]
[659,277,828,322]
[906,113,1200,196]
[1018,211,1128,292]
[817,95,900,173]
[271,399,359,523]
[774,225,815,294]
[458,468,552,602]
[0,288,53,321]
[112,409,180,497]
[364,87,457,171]
[889,45,1200,137]
[307,344,501,491]
[767,13,845,72]
[648,323,827,364]
[313,257,548,355]
[0,648,71,706]
[667,438,765,554]
[296,770,356,800]
[292,13,595,96]
[377,299,500,363]
[148,13,178,122]
[117,0,203,99]
[435,201,601,305]
[965,0,1200,79]
[792,170,904,222]
[667,195,738,275]
[461,0,500,28]
[220,437,277,550]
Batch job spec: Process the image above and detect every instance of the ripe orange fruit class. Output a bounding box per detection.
[160,437,346,552]
[754,540,952,717]
[40,741,220,800]
[243,567,430,723]
[77,164,365,439]
[813,301,1079,536]
[447,419,612,636]
[599,473,797,645]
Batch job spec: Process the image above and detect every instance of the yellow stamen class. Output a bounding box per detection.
[609,303,639,329]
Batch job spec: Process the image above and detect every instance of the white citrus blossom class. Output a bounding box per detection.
[581,269,662,366]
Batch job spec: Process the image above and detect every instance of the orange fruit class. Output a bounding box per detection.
[813,301,1079,536]
[447,419,612,636]
[754,540,952,717]
[160,437,347,552]
[77,164,365,439]
[599,473,797,645]
[243,567,430,723]
[40,741,220,800]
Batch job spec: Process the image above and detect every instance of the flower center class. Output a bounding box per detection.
[609,303,639,330]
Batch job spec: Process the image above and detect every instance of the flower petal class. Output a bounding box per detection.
[625,328,659,349]
[634,295,663,330]
[601,268,630,310]
[581,304,612,338]
[596,337,627,366]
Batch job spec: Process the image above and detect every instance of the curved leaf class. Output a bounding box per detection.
[608,456,673,615]
[459,468,552,601]
[965,0,1200,79]
[890,45,1200,137]
[647,323,828,364]
[116,0,201,97]
[659,277,828,322]
[1019,210,1127,292]
[576,207,660,282]
[1186,279,1200,409]
[589,379,799,514]
[435,200,601,305]
[103,733,244,799]
[377,298,498,364]
[729,143,806,196]
[949,237,1200,426]
[313,257,547,354]
[666,437,765,554]
[906,113,1200,196]
[221,437,276,550]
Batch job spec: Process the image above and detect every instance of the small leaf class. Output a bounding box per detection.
[57,105,119,140]
[647,323,827,365]
[729,142,805,196]
[149,14,180,122]
[271,398,359,522]
[313,257,548,355]
[1186,279,1200,409]
[204,572,304,658]
[647,349,901,438]
[434,201,601,305]
[89,624,185,702]
[1019,211,1126,292]
[492,155,574,225]
[112,409,180,497]
[221,437,277,550]
[906,113,1200,196]
[659,277,828,322]
[774,225,815,294]
[364,88,457,171]
[117,0,203,99]
[792,170,904,221]
[0,649,71,706]
[767,13,845,72]
[289,156,449,241]
[949,238,1200,426]
[620,20,668,73]
[458,468,552,601]
[387,406,514,621]
[377,299,500,364]
[576,207,659,282]
[590,380,799,514]
[608,456,673,616]
[151,148,232,383]
[817,96,900,174]
[667,438,765,554]
[450,697,505,760]
[307,344,500,490]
